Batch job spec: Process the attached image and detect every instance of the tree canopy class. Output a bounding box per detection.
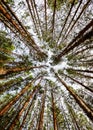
[0,0,93,129]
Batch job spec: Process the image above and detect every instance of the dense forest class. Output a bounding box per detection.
[0,0,93,129]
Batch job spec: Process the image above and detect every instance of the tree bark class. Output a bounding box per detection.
[63,0,91,41]
[62,73,93,93]
[37,87,46,130]
[51,90,58,130]
[0,65,45,77]
[55,72,93,121]
[0,2,46,57]
[57,0,75,44]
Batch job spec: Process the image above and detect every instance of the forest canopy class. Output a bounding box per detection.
[0,0,93,129]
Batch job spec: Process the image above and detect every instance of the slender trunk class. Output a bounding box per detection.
[0,75,32,93]
[57,0,75,44]
[0,65,45,77]
[37,87,46,130]
[60,103,70,130]
[44,0,47,32]
[63,0,82,42]
[51,90,58,130]
[0,82,32,115]
[19,86,40,130]
[55,72,93,121]
[64,100,81,130]
[32,0,43,36]
[26,0,39,36]
[62,73,93,93]
[67,68,93,74]
[76,72,93,79]
[0,2,46,57]
[56,26,93,59]
[9,85,40,130]
[66,68,93,79]
[63,0,91,41]
[73,45,93,56]
[51,0,56,38]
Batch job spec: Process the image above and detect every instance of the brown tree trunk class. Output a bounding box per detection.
[26,0,39,36]
[0,78,36,115]
[51,0,56,37]
[51,90,58,130]
[44,0,47,32]
[67,68,93,74]
[62,73,93,93]
[65,100,80,130]
[63,0,91,42]
[57,0,75,44]
[0,2,46,57]
[63,0,82,42]
[55,72,93,121]
[31,0,43,36]
[0,65,45,77]
[56,25,93,59]
[9,84,40,130]
[37,87,46,130]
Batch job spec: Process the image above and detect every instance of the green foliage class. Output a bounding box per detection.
[0,77,22,88]
[76,113,93,130]
[66,54,73,61]
[48,0,64,10]
[66,68,77,75]
[5,0,14,5]
[68,0,78,4]
[22,12,30,19]
[55,106,64,123]
[58,69,63,74]
[0,31,15,67]
[48,0,78,10]
[51,55,60,65]
[39,89,44,94]
[0,31,15,51]
[58,43,66,50]
[49,80,55,87]
[0,93,15,109]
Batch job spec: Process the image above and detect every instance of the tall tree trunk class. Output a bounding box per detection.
[57,0,75,44]
[62,73,93,93]
[9,84,40,130]
[51,0,56,38]
[0,2,46,57]
[37,87,46,130]
[67,68,93,74]
[44,0,47,33]
[64,97,81,130]
[0,75,43,116]
[26,0,40,36]
[55,72,93,121]
[63,0,91,41]
[0,65,45,77]
[63,0,82,42]
[31,0,43,36]
[51,90,58,130]
[56,24,93,60]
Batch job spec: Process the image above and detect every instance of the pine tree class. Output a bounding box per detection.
[0,0,93,129]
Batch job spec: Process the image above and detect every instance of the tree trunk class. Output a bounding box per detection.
[37,87,46,130]
[0,2,46,57]
[51,90,58,130]
[62,73,93,93]
[55,72,93,121]
[0,65,45,77]
[63,0,91,42]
